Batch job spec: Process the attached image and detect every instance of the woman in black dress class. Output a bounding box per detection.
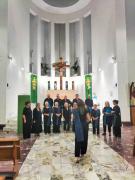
[32,103,42,136]
[43,101,52,134]
[63,102,71,132]
[112,100,122,139]
[22,101,32,139]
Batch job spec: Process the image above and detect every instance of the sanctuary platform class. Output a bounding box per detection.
[47,90,77,99]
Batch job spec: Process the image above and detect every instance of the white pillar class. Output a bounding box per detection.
[0,0,8,123]
[80,18,84,76]
[115,0,130,122]
[37,16,41,76]
[51,22,55,77]
[66,22,70,77]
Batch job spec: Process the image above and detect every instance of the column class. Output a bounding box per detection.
[80,18,84,76]
[36,16,41,76]
[115,0,130,122]
[0,0,8,123]
[51,22,55,77]
[30,15,38,75]
[66,22,70,77]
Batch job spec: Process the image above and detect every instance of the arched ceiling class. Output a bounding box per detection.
[32,0,92,15]
[43,0,79,8]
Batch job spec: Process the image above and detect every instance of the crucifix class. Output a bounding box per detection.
[53,57,70,90]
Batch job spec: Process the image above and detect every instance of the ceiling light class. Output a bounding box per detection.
[21,67,24,71]
[98,68,102,72]
[110,56,117,64]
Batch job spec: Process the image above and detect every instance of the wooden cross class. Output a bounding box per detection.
[53,57,70,90]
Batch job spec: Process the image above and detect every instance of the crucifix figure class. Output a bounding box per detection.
[53,57,70,90]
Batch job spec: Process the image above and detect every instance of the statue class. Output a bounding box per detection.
[41,57,50,76]
[71,57,80,76]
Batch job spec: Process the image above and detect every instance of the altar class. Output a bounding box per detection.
[47,90,77,100]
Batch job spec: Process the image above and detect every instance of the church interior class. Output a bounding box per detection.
[1,0,135,179]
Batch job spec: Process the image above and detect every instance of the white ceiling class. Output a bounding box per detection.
[32,0,92,15]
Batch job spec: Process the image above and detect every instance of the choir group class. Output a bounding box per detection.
[22,94,121,162]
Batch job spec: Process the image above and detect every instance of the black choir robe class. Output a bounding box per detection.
[22,107,32,139]
[112,105,122,138]
[32,108,42,134]
[63,107,71,131]
[43,107,52,134]
[52,107,62,133]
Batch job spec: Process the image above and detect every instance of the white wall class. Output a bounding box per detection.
[91,0,130,122]
[30,14,37,74]
[0,0,8,123]
[91,0,117,109]
[125,0,135,83]
[115,0,130,122]
[6,0,31,120]
[83,15,92,74]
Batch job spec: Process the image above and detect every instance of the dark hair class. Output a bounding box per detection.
[113,100,119,104]
[78,100,86,115]
[25,101,31,106]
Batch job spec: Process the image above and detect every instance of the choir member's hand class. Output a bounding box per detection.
[22,115,26,123]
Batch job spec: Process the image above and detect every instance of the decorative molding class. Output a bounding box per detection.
[30,8,37,16]
[32,0,91,15]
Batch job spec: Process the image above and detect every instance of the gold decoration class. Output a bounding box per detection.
[32,77,37,90]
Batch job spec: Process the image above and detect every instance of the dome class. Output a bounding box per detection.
[43,0,79,8]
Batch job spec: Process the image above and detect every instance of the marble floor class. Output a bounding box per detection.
[16,132,135,180]
[100,125,135,167]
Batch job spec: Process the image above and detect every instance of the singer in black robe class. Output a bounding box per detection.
[43,106,52,134]
[22,101,32,139]
[112,100,122,138]
[53,105,62,133]
[63,105,71,131]
[32,104,42,136]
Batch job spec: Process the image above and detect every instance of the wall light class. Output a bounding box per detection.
[98,68,102,72]
[21,67,24,71]
[8,55,12,61]
[110,56,117,64]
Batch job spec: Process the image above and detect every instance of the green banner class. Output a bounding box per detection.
[31,74,37,103]
[85,74,92,99]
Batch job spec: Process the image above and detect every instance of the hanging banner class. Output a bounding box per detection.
[31,74,37,103]
[85,74,92,99]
